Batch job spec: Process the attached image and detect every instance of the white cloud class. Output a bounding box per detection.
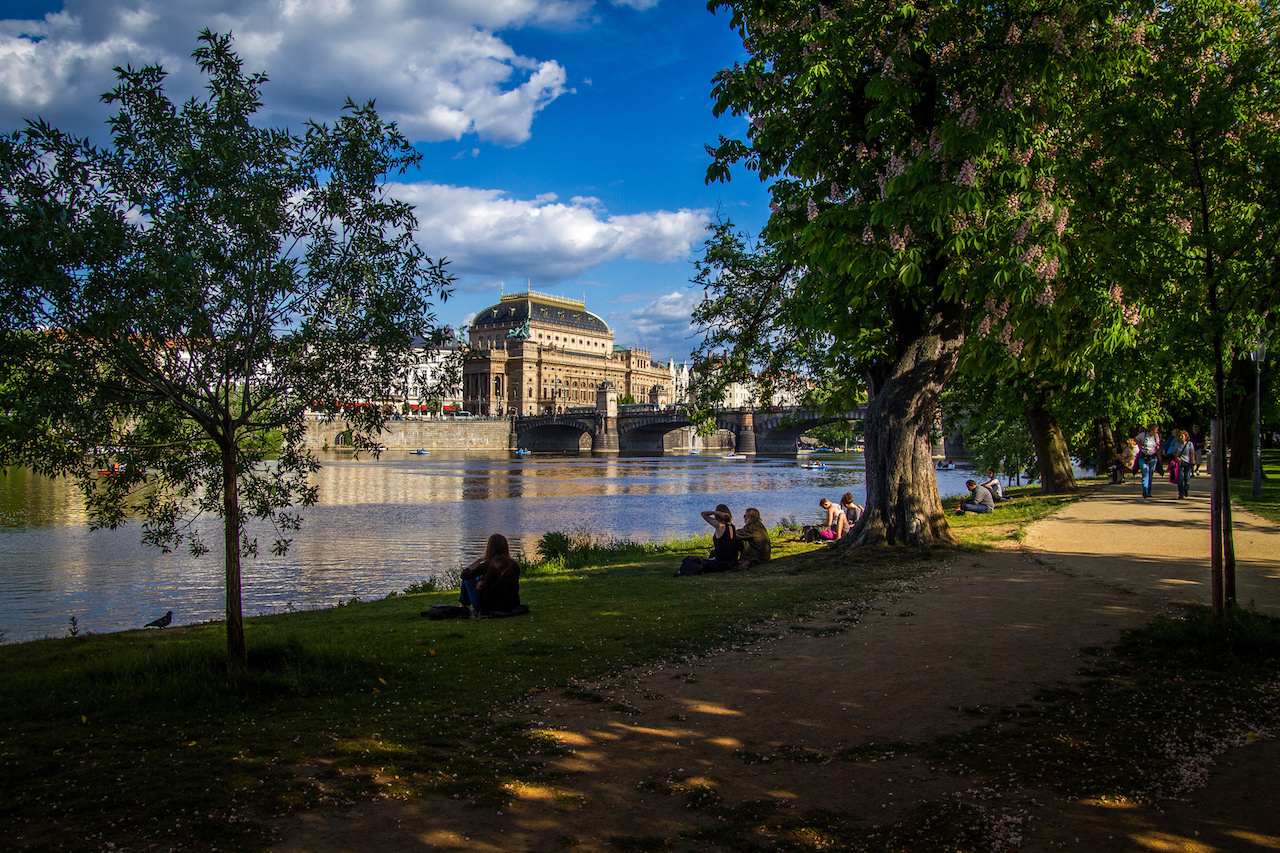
[615,290,702,361]
[391,182,708,283]
[612,0,663,9]
[0,0,585,144]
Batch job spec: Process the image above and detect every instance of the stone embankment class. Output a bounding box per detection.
[304,418,513,452]
[303,419,736,453]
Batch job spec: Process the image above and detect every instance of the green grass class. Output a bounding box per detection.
[0,494,1089,851]
[1232,448,1280,523]
[945,477,1109,544]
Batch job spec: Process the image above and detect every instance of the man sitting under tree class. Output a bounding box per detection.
[957,480,995,515]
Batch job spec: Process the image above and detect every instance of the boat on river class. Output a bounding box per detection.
[409,448,430,456]
[723,453,748,461]
[513,448,532,456]
[800,461,826,470]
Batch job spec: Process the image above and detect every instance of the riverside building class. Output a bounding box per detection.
[463,291,677,416]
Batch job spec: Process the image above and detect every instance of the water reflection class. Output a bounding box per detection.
[0,454,979,641]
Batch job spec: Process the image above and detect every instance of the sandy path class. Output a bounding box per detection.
[278,478,1280,851]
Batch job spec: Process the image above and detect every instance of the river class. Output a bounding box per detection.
[0,452,980,642]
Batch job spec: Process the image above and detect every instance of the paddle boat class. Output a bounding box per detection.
[723,453,748,461]
[409,448,430,456]
[513,448,532,456]
[800,460,826,470]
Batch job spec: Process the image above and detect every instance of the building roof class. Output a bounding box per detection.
[471,291,611,336]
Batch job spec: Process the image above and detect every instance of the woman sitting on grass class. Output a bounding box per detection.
[460,533,521,615]
[817,498,848,540]
[738,507,771,566]
[839,492,863,533]
[701,504,742,570]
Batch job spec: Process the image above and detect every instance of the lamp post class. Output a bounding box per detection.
[1253,342,1267,498]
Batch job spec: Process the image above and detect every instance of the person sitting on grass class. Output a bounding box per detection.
[979,469,1005,502]
[956,479,995,515]
[738,507,771,566]
[839,492,863,534]
[819,497,848,540]
[460,533,521,615]
[703,504,742,569]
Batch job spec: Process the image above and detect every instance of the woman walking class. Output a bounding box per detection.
[1169,429,1196,499]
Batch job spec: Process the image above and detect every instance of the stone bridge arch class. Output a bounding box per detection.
[515,414,601,453]
[751,408,867,454]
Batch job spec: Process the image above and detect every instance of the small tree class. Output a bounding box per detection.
[0,32,453,667]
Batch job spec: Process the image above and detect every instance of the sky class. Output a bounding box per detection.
[0,0,772,362]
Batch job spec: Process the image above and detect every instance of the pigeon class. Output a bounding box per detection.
[144,610,173,629]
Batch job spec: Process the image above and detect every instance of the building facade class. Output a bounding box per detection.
[463,291,677,416]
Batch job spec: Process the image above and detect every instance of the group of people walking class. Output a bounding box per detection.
[1116,426,1198,499]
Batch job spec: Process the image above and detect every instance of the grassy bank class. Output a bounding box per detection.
[1232,448,1280,523]
[1,490,1083,850]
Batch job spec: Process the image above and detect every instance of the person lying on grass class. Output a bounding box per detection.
[956,480,996,515]
[460,533,521,614]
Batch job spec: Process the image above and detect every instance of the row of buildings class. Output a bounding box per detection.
[402,290,791,417]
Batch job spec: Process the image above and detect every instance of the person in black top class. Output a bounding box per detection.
[460,533,521,614]
[699,504,742,572]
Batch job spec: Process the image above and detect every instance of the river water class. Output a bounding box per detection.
[0,452,978,642]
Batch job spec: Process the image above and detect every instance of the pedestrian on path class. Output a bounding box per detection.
[1169,429,1196,499]
[1135,425,1160,498]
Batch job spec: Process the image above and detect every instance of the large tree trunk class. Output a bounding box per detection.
[222,442,247,670]
[1227,354,1254,479]
[1026,392,1077,494]
[1094,416,1117,475]
[853,308,964,547]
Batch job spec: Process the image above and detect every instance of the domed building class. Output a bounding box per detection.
[463,291,676,416]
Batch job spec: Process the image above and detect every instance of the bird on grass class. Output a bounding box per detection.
[144,610,173,629]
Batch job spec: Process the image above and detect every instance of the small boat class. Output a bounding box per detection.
[800,461,826,470]
[723,453,748,461]
[513,448,532,456]
[409,448,430,456]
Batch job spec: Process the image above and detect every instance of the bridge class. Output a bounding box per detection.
[513,405,867,455]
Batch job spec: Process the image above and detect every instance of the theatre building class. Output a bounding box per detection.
[462,291,676,416]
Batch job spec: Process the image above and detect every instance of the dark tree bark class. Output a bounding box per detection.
[221,440,246,671]
[1025,391,1077,494]
[1227,354,1255,479]
[852,306,965,547]
[1094,416,1117,475]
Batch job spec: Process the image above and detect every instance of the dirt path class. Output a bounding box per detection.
[279,478,1280,851]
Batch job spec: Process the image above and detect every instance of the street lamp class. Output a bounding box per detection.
[1253,341,1267,498]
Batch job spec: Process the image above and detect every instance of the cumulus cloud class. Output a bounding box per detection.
[391,182,708,283]
[0,0,584,143]
[614,290,703,362]
[612,0,663,9]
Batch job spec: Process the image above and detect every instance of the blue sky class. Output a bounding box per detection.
[0,1,770,361]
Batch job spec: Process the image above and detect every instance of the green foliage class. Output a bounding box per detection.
[1232,449,1280,524]
[532,529,711,574]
